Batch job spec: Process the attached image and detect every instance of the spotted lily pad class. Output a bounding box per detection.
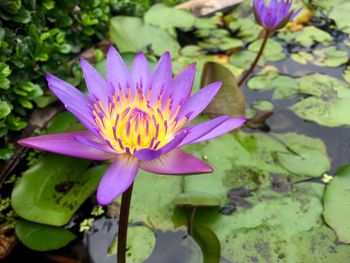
[12,156,107,226]
[247,66,299,99]
[290,74,350,127]
[323,165,350,243]
[248,38,287,62]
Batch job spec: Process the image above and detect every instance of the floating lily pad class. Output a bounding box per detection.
[198,37,244,51]
[144,4,196,31]
[15,219,76,251]
[329,2,350,34]
[290,74,350,127]
[323,165,350,243]
[343,66,350,84]
[252,100,274,111]
[12,156,107,226]
[228,17,261,42]
[248,38,287,62]
[110,16,180,57]
[278,26,332,47]
[247,66,299,99]
[230,50,265,71]
[173,192,221,207]
[108,226,156,263]
[292,47,348,67]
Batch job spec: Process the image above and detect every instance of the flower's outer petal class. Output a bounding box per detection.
[96,154,139,205]
[130,52,150,95]
[148,52,172,104]
[74,134,115,153]
[80,57,109,105]
[45,74,99,137]
[162,63,196,110]
[179,116,232,147]
[177,81,221,123]
[107,46,129,93]
[134,130,188,161]
[189,116,246,144]
[18,132,115,160]
[140,149,212,175]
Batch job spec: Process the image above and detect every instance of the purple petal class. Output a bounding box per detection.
[18,132,115,160]
[45,74,99,137]
[107,46,129,94]
[134,130,188,161]
[80,57,109,105]
[130,52,150,95]
[96,154,139,205]
[179,116,231,147]
[189,116,246,144]
[140,149,212,175]
[161,63,196,110]
[148,52,172,104]
[177,81,222,123]
[74,134,115,153]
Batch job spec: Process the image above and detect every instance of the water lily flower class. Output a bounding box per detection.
[253,0,301,31]
[19,47,246,205]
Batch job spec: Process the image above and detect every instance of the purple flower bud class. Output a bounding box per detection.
[253,0,301,31]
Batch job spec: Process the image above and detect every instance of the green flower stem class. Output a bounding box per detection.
[237,29,271,87]
[117,182,134,263]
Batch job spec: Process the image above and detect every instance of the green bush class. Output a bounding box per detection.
[0,0,117,144]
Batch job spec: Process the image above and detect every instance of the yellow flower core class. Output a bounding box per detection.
[92,88,188,154]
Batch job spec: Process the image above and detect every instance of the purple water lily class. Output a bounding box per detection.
[253,0,301,31]
[19,47,246,205]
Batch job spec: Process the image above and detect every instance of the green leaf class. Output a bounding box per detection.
[329,2,350,34]
[12,9,32,24]
[110,16,180,57]
[0,101,12,119]
[248,38,286,62]
[247,66,299,99]
[251,100,274,111]
[323,165,350,243]
[108,226,156,263]
[289,74,350,127]
[278,26,332,47]
[12,156,107,226]
[15,219,76,251]
[201,62,245,117]
[144,4,196,31]
[173,192,221,207]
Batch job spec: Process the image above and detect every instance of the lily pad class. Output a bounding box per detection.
[228,17,261,42]
[247,66,299,99]
[329,2,350,34]
[248,38,287,62]
[290,73,350,127]
[323,165,350,243]
[108,226,156,263]
[278,26,332,47]
[292,47,348,67]
[15,219,76,251]
[12,156,107,226]
[109,16,180,57]
[251,100,274,111]
[144,4,196,31]
[173,192,221,207]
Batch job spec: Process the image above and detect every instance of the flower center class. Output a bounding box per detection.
[91,88,188,154]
